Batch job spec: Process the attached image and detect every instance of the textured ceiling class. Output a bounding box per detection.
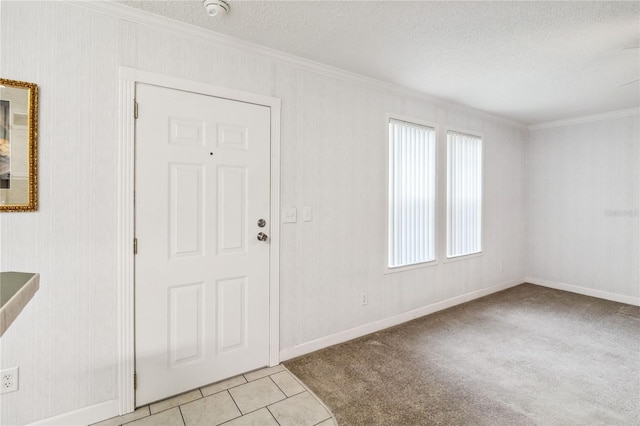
[119,0,640,124]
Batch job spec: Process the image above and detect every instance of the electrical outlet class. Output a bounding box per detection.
[282,207,297,223]
[1,367,19,394]
[360,293,368,306]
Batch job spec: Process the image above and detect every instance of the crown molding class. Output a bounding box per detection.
[528,107,640,130]
[66,0,526,129]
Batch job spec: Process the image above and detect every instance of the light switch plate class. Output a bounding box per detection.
[282,207,297,223]
[303,206,312,222]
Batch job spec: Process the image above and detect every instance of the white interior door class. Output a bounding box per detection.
[134,83,271,406]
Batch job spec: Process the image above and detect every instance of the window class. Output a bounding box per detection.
[388,119,436,268]
[447,131,482,257]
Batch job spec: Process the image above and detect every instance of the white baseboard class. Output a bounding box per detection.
[29,399,119,426]
[525,277,640,306]
[280,278,524,361]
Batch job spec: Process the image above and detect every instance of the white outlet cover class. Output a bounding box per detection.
[282,207,297,223]
[0,367,19,394]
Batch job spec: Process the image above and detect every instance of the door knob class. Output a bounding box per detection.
[257,232,268,242]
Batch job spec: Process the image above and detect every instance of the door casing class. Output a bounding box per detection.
[117,67,281,414]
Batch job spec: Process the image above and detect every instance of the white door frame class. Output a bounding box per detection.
[116,67,281,414]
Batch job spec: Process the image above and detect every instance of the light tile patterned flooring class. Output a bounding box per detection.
[93,365,336,426]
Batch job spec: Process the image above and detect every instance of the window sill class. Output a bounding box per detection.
[443,252,483,264]
[384,260,439,275]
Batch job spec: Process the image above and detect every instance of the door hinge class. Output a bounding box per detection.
[134,372,137,390]
[134,100,139,119]
[133,238,138,255]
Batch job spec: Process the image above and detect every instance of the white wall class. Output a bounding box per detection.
[0,2,526,424]
[527,112,640,302]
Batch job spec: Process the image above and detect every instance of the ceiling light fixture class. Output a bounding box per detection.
[203,0,229,17]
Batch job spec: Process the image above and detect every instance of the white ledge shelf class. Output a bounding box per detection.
[0,272,40,337]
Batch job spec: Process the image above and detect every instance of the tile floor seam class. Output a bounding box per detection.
[271,370,306,398]
[177,406,187,426]
[201,380,247,396]
[225,389,245,421]
[121,411,150,426]
[243,365,286,382]
[219,392,283,425]
[268,374,288,398]
[149,389,204,416]
[264,405,282,426]
[231,376,288,415]
[214,412,242,426]
[214,412,243,426]
[220,407,281,426]
[313,412,332,426]
[149,405,177,416]
[233,394,287,418]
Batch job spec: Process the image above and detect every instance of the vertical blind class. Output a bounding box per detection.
[388,119,436,268]
[447,131,482,257]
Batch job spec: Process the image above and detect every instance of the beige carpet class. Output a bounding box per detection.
[285,284,640,425]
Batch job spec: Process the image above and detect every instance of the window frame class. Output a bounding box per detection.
[445,127,484,259]
[385,114,440,274]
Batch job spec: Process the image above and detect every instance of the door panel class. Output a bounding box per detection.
[169,282,203,365]
[135,83,271,406]
[170,164,204,257]
[218,167,247,253]
[217,276,247,353]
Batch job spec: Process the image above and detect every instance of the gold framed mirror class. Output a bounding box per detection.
[0,78,38,212]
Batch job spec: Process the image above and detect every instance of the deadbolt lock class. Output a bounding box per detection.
[257,219,266,228]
